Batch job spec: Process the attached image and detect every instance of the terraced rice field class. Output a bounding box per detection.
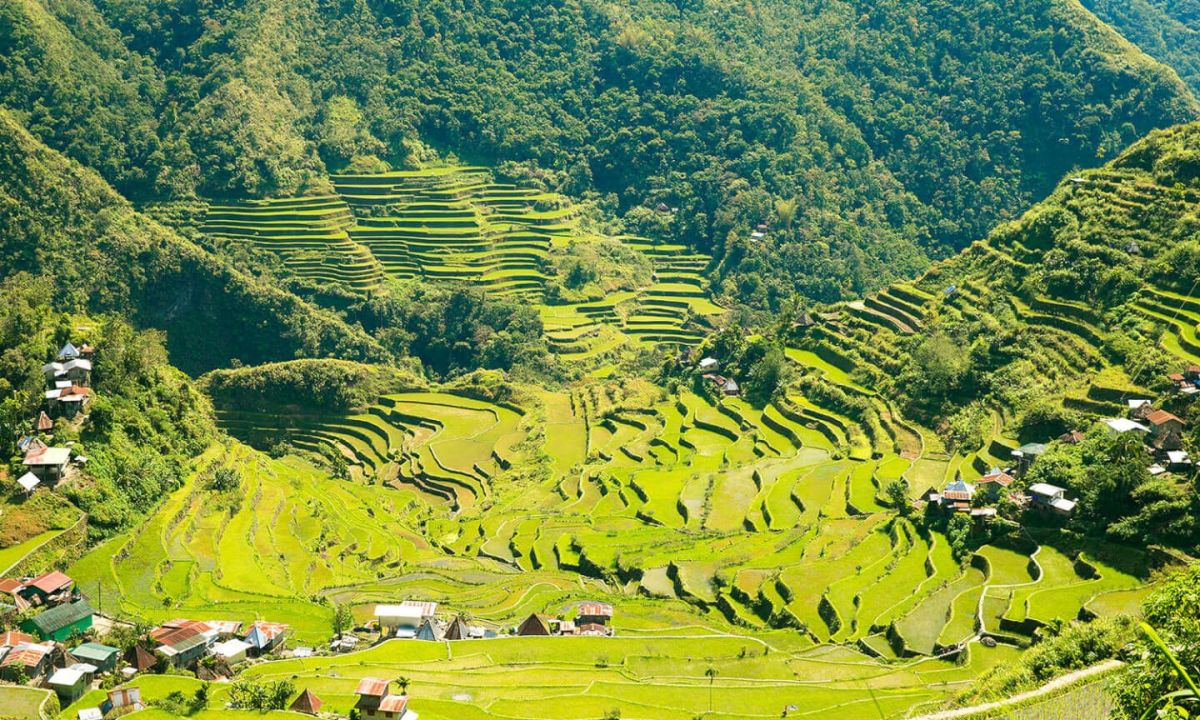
[70,370,1150,705]
[200,167,725,357]
[202,195,385,292]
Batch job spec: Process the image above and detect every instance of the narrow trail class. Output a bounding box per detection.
[908,659,1122,719]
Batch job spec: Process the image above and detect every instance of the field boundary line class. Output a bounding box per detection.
[907,659,1122,719]
[0,513,86,577]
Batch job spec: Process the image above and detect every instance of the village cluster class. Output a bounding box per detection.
[922,366,1197,523]
[14,342,96,493]
[0,572,615,718]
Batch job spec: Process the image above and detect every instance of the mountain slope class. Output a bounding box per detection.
[0,107,386,374]
[1083,0,1200,94]
[3,0,1198,309]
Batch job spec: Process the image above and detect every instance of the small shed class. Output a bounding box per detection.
[49,667,89,704]
[516,613,551,637]
[290,689,323,715]
[35,412,53,433]
[17,472,41,494]
[698,357,719,372]
[71,642,120,673]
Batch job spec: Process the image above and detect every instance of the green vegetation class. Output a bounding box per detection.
[3,0,1199,311]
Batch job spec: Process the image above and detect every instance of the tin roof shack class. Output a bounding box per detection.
[975,469,1014,501]
[150,620,217,667]
[1028,483,1077,517]
[0,641,52,681]
[22,570,74,606]
[1011,443,1047,474]
[1146,409,1186,451]
[575,602,614,635]
[355,678,417,720]
[49,666,90,704]
[22,445,71,484]
[211,638,251,665]
[375,602,436,639]
[21,599,93,641]
[70,642,119,673]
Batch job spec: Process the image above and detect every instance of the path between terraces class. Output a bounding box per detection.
[909,659,1123,719]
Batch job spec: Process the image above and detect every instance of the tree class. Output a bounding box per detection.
[883,480,911,517]
[946,513,972,562]
[332,603,354,638]
[394,676,410,695]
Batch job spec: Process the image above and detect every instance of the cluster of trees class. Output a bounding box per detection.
[1023,427,1200,550]
[346,284,549,380]
[3,0,1197,313]
[203,359,421,413]
[690,327,790,406]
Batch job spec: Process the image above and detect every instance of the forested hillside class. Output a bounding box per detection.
[0,107,386,374]
[1084,0,1200,94]
[2,0,1197,308]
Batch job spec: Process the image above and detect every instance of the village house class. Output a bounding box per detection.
[71,642,120,673]
[22,570,74,605]
[375,601,437,639]
[57,342,82,362]
[354,678,418,720]
[44,385,91,419]
[49,665,93,704]
[0,580,31,612]
[21,598,94,641]
[211,638,252,665]
[244,620,289,655]
[35,411,53,434]
[1027,483,1076,517]
[698,357,719,373]
[939,479,975,512]
[60,358,92,385]
[150,620,217,667]
[204,620,243,640]
[974,469,1015,502]
[1145,409,1186,451]
[0,640,53,681]
[22,444,71,484]
[575,602,614,636]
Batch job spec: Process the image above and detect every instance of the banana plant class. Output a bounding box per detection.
[1139,622,1199,720]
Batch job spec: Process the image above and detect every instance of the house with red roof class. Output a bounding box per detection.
[355,678,416,720]
[150,620,217,667]
[0,640,53,681]
[22,571,73,605]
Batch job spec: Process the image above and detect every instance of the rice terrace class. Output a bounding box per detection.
[5,4,1200,720]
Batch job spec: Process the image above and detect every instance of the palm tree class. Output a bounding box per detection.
[395,676,411,695]
[704,666,719,713]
